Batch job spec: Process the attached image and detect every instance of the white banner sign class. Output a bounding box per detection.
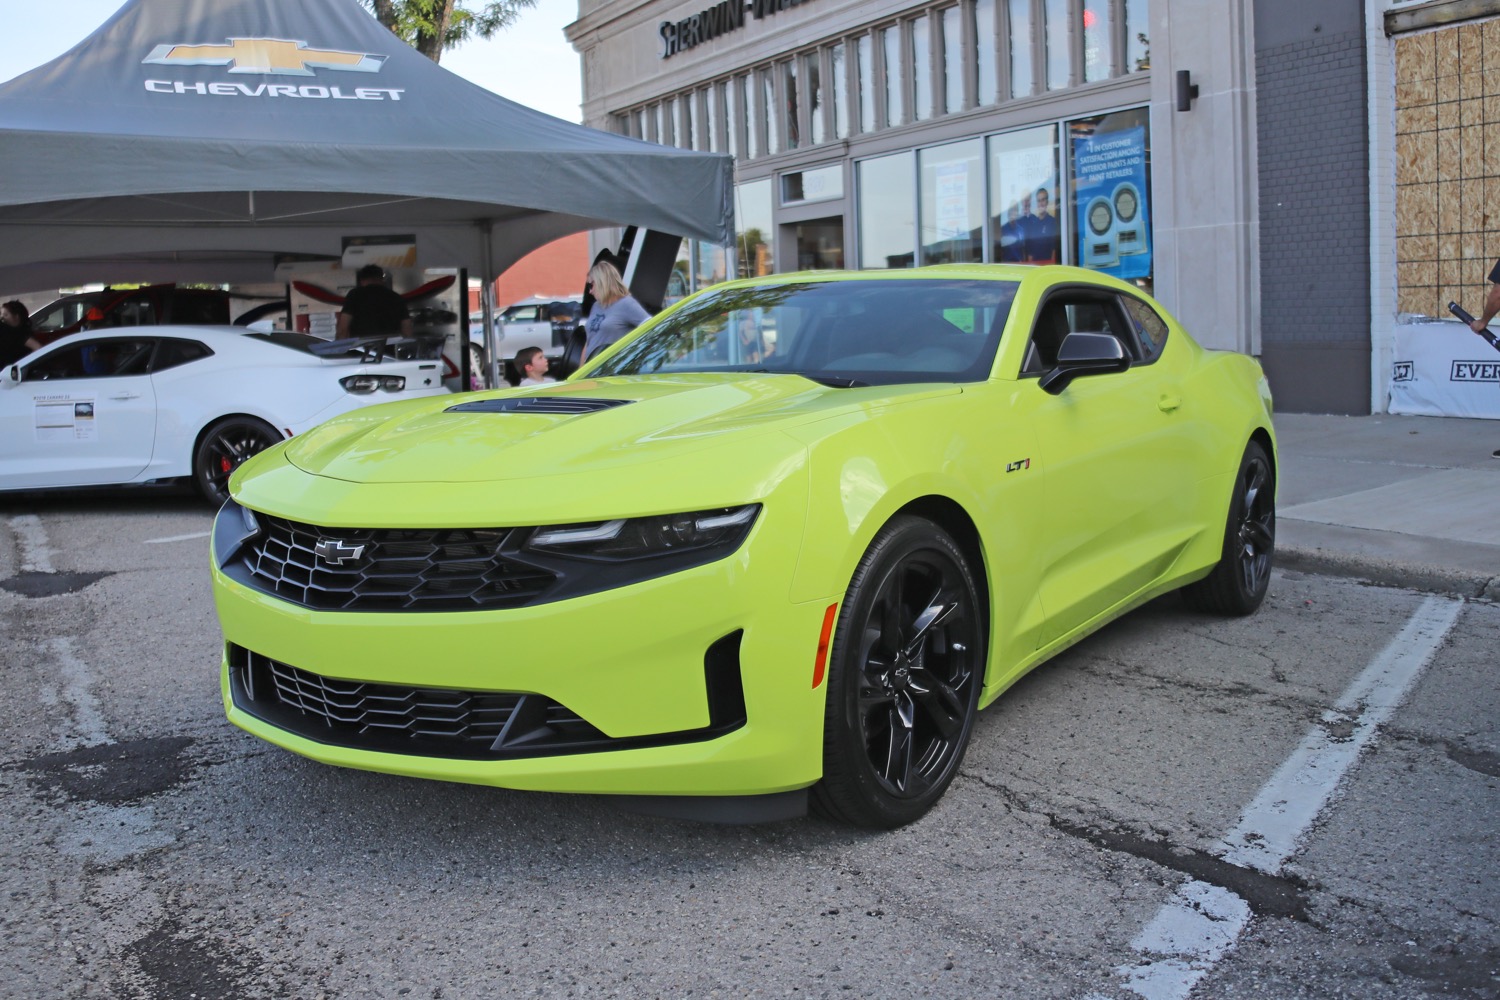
[1389,320,1500,419]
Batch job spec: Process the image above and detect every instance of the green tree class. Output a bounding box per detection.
[363,0,538,63]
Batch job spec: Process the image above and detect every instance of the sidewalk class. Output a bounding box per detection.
[1274,412,1500,600]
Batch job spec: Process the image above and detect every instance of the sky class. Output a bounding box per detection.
[0,0,585,123]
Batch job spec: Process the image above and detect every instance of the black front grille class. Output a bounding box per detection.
[229,515,556,611]
[229,646,606,759]
[227,634,748,761]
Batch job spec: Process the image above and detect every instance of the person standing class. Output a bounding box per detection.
[336,264,412,340]
[0,300,33,366]
[514,346,554,386]
[1468,258,1500,458]
[581,260,650,362]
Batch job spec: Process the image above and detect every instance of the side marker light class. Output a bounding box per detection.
[812,603,838,689]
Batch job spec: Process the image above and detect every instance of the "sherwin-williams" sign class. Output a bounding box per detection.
[659,0,817,59]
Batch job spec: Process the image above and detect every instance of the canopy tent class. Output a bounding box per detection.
[0,0,734,292]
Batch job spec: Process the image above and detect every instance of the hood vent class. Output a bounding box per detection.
[446,396,635,415]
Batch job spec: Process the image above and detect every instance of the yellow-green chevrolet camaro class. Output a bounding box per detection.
[211,264,1276,828]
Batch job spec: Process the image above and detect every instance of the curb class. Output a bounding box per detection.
[1278,545,1499,602]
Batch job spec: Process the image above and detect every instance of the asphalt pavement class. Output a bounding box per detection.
[1274,411,1500,600]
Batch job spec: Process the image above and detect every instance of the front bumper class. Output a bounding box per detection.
[212,538,834,798]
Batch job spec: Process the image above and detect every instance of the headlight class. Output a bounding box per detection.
[512,505,761,600]
[340,374,406,393]
[526,505,759,561]
[212,497,261,569]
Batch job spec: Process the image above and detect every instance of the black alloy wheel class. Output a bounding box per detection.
[193,416,281,507]
[813,516,984,829]
[1183,439,1275,616]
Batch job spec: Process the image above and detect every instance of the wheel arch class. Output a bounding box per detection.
[881,495,993,680]
[1249,425,1276,484]
[190,412,286,463]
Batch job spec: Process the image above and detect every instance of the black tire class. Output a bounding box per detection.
[1182,439,1275,616]
[812,516,984,829]
[193,416,281,507]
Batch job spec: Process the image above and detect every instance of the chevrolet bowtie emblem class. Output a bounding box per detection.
[314,539,367,566]
[142,38,386,77]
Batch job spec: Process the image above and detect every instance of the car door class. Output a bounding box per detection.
[0,336,159,489]
[1011,287,1205,645]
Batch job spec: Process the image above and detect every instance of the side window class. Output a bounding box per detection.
[100,297,156,328]
[1021,293,1136,375]
[23,338,156,380]
[153,339,213,372]
[1120,295,1169,363]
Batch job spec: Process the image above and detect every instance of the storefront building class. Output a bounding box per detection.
[566,0,1277,404]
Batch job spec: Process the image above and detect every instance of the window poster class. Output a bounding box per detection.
[990,131,1060,265]
[1071,125,1151,280]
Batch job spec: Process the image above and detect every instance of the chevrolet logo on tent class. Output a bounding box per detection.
[143,38,386,77]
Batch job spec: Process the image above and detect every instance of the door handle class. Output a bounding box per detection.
[108,392,141,400]
[1158,393,1182,412]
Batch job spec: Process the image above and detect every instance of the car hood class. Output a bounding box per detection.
[281,374,959,485]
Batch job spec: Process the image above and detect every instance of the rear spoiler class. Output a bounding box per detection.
[306,334,446,363]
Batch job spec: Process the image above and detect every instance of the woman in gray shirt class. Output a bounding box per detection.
[582,260,650,362]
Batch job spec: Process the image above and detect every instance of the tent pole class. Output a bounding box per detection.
[480,221,499,389]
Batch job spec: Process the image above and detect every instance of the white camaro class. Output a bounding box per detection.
[0,326,452,505]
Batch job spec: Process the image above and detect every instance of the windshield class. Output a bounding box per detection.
[28,294,99,334]
[591,278,1018,386]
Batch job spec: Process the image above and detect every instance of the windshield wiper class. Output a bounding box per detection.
[804,374,868,388]
[739,368,868,388]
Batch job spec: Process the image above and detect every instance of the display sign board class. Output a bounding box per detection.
[1389,320,1500,419]
[1072,126,1151,280]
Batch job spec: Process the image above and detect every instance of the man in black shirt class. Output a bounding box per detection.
[337,264,412,340]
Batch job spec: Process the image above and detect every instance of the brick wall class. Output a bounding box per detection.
[469,232,591,312]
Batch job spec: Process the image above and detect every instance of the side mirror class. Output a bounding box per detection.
[1038,332,1130,395]
[4,364,19,385]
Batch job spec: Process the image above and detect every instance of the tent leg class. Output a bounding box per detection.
[480,221,499,390]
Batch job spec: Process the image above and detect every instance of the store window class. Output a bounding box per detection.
[1008,0,1034,98]
[857,35,876,133]
[694,240,727,293]
[783,60,801,150]
[806,52,825,146]
[782,164,845,206]
[882,26,904,128]
[858,152,916,268]
[1083,0,1112,82]
[942,6,964,115]
[912,15,934,122]
[1125,0,1150,72]
[920,140,985,265]
[1068,107,1152,288]
[720,82,732,158]
[737,179,775,277]
[742,75,760,159]
[974,0,997,106]
[989,125,1061,264]
[831,42,850,140]
[1044,0,1069,90]
[763,71,780,154]
[688,90,702,150]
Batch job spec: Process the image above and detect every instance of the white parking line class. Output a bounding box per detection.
[143,531,211,545]
[1095,593,1465,1000]
[8,514,56,573]
[47,636,113,749]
